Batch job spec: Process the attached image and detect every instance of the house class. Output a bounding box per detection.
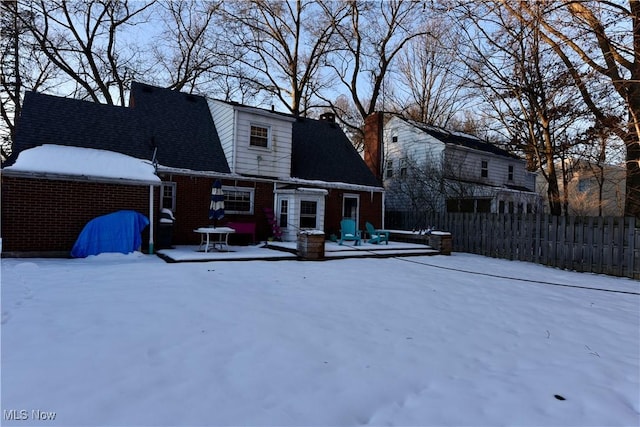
[363,113,541,219]
[536,160,626,216]
[1,83,383,255]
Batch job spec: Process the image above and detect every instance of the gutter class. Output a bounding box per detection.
[156,166,385,193]
[1,169,161,186]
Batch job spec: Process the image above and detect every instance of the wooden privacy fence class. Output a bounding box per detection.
[388,211,640,279]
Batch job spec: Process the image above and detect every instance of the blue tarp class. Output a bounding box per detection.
[71,210,149,258]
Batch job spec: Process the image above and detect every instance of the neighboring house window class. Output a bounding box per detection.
[400,159,407,178]
[250,124,270,148]
[499,200,505,214]
[578,179,590,192]
[392,135,398,143]
[223,187,254,214]
[300,200,317,229]
[508,165,514,181]
[160,182,176,211]
[279,199,288,228]
[386,160,393,178]
[481,160,488,178]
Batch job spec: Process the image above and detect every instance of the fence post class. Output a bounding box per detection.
[625,217,636,278]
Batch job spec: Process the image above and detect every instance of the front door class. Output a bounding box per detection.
[276,195,291,240]
[342,194,359,228]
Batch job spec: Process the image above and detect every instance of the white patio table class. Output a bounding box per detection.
[194,227,235,252]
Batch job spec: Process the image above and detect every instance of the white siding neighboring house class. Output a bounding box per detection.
[365,114,540,215]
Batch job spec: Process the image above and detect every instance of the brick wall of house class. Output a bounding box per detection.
[324,189,383,238]
[1,176,152,254]
[166,175,275,245]
[363,112,384,182]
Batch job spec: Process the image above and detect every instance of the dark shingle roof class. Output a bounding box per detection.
[8,82,376,186]
[406,119,519,160]
[129,82,229,173]
[7,91,141,166]
[292,117,381,187]
[6,82,230,173]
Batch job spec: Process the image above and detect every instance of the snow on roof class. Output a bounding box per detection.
[3,144,160,184]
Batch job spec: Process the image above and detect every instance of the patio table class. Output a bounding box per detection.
[194,227,235,252]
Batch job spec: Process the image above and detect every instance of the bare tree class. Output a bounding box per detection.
[220,0,346,116]
[386,149,490,223]
[321,0,429,148]
[454,1,590,216]
[153,0,223,93]
[18,0,156,105]
[498,0,640,217]
[1,0,58,158]
[390,20,469,127]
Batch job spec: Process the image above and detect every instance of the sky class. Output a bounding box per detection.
[2,250,638,426]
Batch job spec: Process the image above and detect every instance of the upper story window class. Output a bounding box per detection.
[391,135,398,143]
[250,124,270,148]
[481,160,488,178]
[400,158,407,178]
[508,165,514,181]
[385,159,394,178]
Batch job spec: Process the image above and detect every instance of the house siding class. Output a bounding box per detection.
[1,176,152,254]
[377,115,539,215]
[385,117,445,170]
[234,111,293,178]
[444,146,533,190]
[207,100,235,170]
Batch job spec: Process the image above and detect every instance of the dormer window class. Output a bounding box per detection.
[481,160,488,178]
[250,124,270,148]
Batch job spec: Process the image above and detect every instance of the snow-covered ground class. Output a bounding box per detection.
[2,252,639,426]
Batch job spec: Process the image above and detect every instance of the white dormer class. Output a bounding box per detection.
[208,99,296,178]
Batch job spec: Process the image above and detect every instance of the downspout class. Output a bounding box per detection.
[148,185,154,254]
[233,108,238,173]
[382,191,386,229]
[149,146,158,255]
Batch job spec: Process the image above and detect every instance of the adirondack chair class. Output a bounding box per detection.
[339,219,362,246]
[365,222,389,245]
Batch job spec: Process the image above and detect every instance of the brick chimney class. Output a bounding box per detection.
[364,112,384,182]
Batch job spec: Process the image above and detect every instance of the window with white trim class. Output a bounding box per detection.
[481,160,488,178]
[400,158,408,178]
[160,182,176,211]
[300,200,318,229]
[385,159,393,178]
[279,199,288,228]
[250,124,270,148]
[223,187,254,214]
